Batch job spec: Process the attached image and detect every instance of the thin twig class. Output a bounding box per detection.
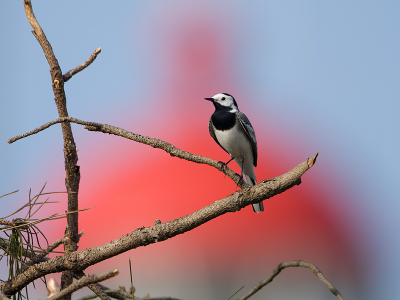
[76,289,181,300]
[46,269,119,300]
[23,0,43,36]
[135,298,182,300]
[85,284,111,300]
[75,290,128,300]
[227,285,244,300]
[76,282,129,300]
[0,220,29,229]
[1,153,318,296]
[63,47,102,82]
[8,117,94,144]
[75,271,112,300]
[8,117,249,189]
[238,260,343,300]
[0,190,19,200]
[75,289,133,300]
[27,230,84,267]
[26,237,67,266]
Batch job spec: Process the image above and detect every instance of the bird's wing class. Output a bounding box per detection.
[209,117,229,155]
[237,112,258,167]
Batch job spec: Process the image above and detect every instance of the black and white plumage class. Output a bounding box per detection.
[205,93,264,213]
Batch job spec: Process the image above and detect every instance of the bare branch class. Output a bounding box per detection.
[77,291,181,300]
[0,219,29,230]
[8,117,75,144]
[136,298,182,300]
[1,153,317,296]
[23,0,62,78]
[23,0,43,37]
[47,269,119,300]
[26,237,67,266]
[238,260,343,300]
[75,290,129,300]
[76,289,132,300]
[75,271,112,300]
[8,117,248,188]
[13,3,329,300]
[85,284,111,300]
[63,47,102,82]
[26,231,83,267]
[23,0,81,295]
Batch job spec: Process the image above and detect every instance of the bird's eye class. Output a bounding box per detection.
[221,97,225,100]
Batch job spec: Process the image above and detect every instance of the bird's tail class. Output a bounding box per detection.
[243,174,264,213]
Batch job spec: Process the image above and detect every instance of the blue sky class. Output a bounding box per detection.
[1,1,400,299]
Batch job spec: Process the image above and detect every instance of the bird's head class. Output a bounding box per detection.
[205,93,239,112]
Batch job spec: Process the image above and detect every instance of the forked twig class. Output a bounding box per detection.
[63,47,102,82]
[239,260,343,300]
[74,271,112,300]
[1,152,318,296]
[8,117,250,189]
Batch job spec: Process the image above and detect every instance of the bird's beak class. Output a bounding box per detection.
[204,97,214,102]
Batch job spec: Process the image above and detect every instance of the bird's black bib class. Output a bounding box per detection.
[211,110,236,131]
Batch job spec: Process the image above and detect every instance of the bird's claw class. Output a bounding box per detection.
[218,157,235,172]
[218,161,229,172]
[236,174,245,187]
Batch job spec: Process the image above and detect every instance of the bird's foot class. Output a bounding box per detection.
[236,174,245,187]
[218,157,234,172]
[218,161,229,172]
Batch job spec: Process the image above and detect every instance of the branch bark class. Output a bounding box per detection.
[8,117,249,188]
[25,236,67,266]
[75,271,112,300]
[63,47,102,82]
[23,1,82,298]
[46,269,119,300]
[26,230,84,267]
[239,261,343,300]
[75,288,133,300]
[0,152,317,296]
[7,3,326,300]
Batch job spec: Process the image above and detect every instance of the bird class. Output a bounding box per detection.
[205,93,264,213]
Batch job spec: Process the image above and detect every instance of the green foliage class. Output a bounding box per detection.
[0,184,65,300]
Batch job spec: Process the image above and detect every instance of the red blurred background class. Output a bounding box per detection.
[18,3,366,299]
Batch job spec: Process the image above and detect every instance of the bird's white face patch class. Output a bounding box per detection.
[212,93,238,112]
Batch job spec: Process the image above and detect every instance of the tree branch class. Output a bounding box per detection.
[26,231,84,267]
[75,271,112,300]
[8,117,249,188]
[238,260,343,300]
[63,47,102,82]
[0,153,317,296]
[75,290,130,300]
[23,1,84,296]
[46,269,119,300]
[10,3,329,300]
[76,289,136,300]
[84,284,111,300]
[25,237,67,266]
[77,292,181,300]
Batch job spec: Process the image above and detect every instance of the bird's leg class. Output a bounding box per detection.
[237,158,245,186]
[218,156,235,172]
[225,156,235,165]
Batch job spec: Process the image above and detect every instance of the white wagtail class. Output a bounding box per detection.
[205,93,264,213]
